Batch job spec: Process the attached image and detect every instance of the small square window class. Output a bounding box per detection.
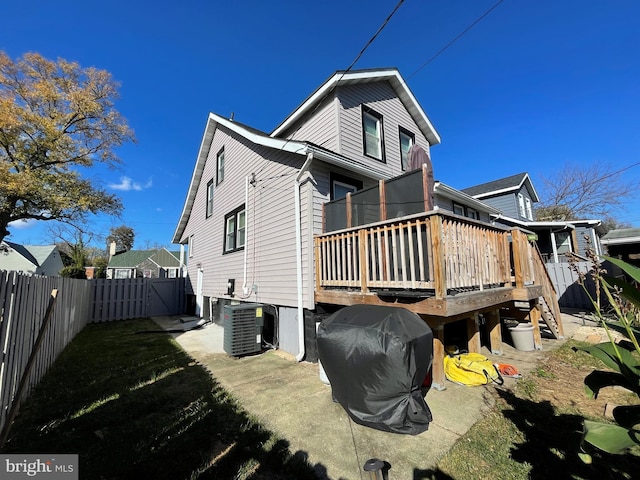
[467,208,479,220]
[399,127,415,171]
[453,203,465,216]
[224,205,246,253]
[216,147,225,186]
[362,106,384,161]
[188,235,194,257]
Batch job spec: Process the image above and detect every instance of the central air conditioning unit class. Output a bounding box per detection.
[223,303,264,356]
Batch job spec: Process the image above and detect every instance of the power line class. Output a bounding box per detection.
[408,0,506,79]
[256,0,406,177]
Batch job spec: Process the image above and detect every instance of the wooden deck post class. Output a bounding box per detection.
[467,314,481,354]
[530,300,543,350]
[511,229,526,288]
[358,229,369,293]
[430,322,446,391]
[486,309,503,355]
[430,215,446,299]
[379,179,386,221]
[346,192,352,229]
[314,237,322,292]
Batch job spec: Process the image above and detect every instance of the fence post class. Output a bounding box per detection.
[430,215,446,299]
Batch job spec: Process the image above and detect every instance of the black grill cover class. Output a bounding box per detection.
[317,305,433,435]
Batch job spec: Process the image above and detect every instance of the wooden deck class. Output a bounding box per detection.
[314,211,563,390]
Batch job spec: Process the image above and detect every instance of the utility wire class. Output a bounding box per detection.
[255,0,406,178]
[408,0,505,79]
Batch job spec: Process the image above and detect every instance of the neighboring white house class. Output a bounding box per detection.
[0,241,64,276]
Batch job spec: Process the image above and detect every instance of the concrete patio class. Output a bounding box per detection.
[152,312,586,479]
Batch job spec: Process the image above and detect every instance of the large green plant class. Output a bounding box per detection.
[572,253,640,463]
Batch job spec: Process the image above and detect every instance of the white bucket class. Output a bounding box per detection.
[316,322,330,385]
[508,323,535,351]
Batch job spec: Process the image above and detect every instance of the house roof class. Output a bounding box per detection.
[270,68,441,146]
[461,172,540,202]
[1,241,59,267]
[493,215,605,234]
[434,182,501,215]
[108,249,182,269]
[601,228,640,245]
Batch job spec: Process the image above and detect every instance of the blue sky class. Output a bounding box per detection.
[2,0,639,249]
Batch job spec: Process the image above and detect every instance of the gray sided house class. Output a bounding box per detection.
[461,172,605,262]
[107,248,184,279]
[0,241,64,276]
[173,68,443,358]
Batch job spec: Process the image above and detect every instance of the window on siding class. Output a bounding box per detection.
[224,205,246,253]
[453,203,465,216]
[399,127,414,171]
[518,194,526,218]
[188,235,194,257]
[555,231,572,255]
[115,269,131,279]
[525,197,533,220]
[467,208,479,220]
[216,147,225,185]
[362,106,384,161]
[206,179,214,218]
[330,172,363,200]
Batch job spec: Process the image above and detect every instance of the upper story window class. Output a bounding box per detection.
[206,179,214,218]
[453,203,465,216]
[399,127,415,171]
[525,197,533,220]
[467,208,479,220]
[216,147,225,185]
[518,193,526,218]
[362,106,384,161]
[224,205,246,253]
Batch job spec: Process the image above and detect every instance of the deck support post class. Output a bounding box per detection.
[430,322,446,391]
[486,309,503,355]
[530,300,543,350]
[466,313,481,354]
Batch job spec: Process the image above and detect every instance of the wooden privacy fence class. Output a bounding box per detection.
[0,271,92,439]
[0,273,186,438]
[90,277,186,322]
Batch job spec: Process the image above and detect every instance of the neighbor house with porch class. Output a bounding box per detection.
[173,68,563,389]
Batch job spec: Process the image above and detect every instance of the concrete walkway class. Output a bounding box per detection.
[152,313,586,479]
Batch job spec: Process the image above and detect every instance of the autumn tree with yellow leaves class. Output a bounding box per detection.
[0,51,135,243]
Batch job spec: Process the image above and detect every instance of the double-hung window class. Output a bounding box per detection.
[206,179,214,218]
[399,127,414,171]
[362,106,384,161]
[518,194,526,218]
[224,205,246,253]
[216,147,225,185]
[525,197,533,220]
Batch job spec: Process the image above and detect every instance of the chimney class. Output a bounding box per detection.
[109,241,117,258]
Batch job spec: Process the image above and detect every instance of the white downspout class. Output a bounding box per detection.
[242,175,250,295]
[295,152,314,361]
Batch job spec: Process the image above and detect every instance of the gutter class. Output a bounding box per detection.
[294,152,314,361]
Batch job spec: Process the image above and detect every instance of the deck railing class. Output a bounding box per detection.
[315,211,526,297]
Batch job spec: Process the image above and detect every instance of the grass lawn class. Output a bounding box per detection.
[1,318,318,480]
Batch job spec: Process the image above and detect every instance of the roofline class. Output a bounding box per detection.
[172,113,309,244]
[601,236,640,245]
[492,215,603,230]
[434,182,501,214]
[270,69,441,146]
[471,173,540,203]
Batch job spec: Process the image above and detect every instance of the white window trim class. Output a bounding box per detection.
[224,206,246,253]
[518,194,526,218]
[206,180,214,217]
[332,180,358,200]
[188,235,194,257]
[399,128,414,171]
[216,148,225,185]
[525,197,533,220]
[362,107,383,161]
